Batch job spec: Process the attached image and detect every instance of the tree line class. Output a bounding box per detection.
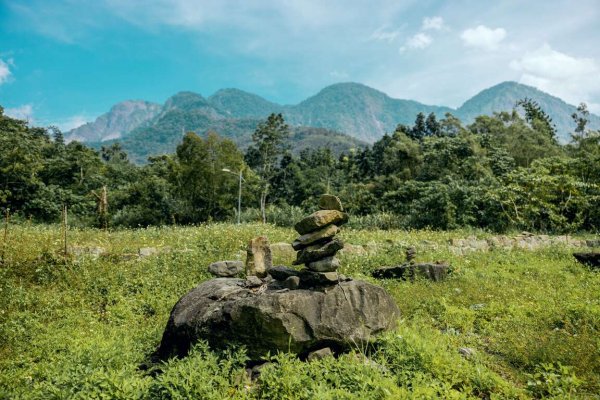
[1,100,598,233]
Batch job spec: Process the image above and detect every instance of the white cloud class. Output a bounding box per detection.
[400,33,432,52]
[510,44,600,109]
[329,70,350,80]
[55,114,90,132]
[461,25,506,50]
[0,59,12,85]
[422,16,444,31]
[370,25,400,42]
[5,104,34,122]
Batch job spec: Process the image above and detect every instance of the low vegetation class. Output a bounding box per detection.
[2,101,599,233]
[1,224,599,399]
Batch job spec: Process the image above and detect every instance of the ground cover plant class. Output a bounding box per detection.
[1,223,599,399]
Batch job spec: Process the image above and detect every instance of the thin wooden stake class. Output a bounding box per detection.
[1,208,9,261]
[62,204,68,256]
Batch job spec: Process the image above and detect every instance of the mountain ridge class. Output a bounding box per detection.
[66,81,600,162]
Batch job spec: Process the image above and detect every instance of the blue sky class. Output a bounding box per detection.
[1,0,599,131]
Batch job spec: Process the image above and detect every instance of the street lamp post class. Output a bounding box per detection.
[221,168,243,224]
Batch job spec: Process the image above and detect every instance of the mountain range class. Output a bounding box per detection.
[66,81,600,163]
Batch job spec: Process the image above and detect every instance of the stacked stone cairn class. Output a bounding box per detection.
[290,195,348,279]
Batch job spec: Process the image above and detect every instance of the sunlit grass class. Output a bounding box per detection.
[1,223,598,399]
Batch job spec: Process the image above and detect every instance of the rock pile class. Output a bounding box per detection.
[156,194,401,361]
[372,246,451,282]
[291,194,348,274]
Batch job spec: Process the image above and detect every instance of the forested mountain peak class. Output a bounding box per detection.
[163,91,211,111]
[207,88,283,118]
[457,81,600,142]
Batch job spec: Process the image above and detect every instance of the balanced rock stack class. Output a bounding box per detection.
[292,195,348,274]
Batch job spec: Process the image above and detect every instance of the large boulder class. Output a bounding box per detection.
[155,278,400,360]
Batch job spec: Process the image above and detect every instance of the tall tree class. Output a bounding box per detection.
[409,112,427,141]
[516,98,557,141]
[425,112,441,137]
[245,113,290,222]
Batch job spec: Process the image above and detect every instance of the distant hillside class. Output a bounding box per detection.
[93,111,367,164]
[455,81,600,142]
[68,81,600,161]
[65,100,161,142]
[283,83,452,143]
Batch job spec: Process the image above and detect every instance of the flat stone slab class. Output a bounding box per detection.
[292,224,339,251]
[293,238,344,265]
[372,262,450,281]
[155,278,400,360]
[294,210,349,235]
[307,256,340,272]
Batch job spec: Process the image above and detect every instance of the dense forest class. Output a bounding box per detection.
[1,100,599,233]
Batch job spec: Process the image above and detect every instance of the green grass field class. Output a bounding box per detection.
[1,224,599,399]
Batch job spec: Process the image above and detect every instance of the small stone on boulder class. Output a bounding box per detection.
[283,276,300,290]
[246,236,272,278]
[294,210,349,235]
[267,266,300,281]
[208,260,244,277]
[318,195,343,212]
[245,275,264,288]
[296,270,339,287]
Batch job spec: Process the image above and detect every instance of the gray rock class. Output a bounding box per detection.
[245,276,264,287]
[318,195,343,212]
[208,260,244,277]
[156,278,400,360]
[573,252,600,268]
[293,239,344,265]
[292,224,340,251]
[405,246,416,262]
[270,242,296,260]
[307,347,333,361]
[246,236,272,278]
[283,276,300,290]
[294,210,349,235]
[307,256,341,272]
[458,347,475,358]
[139,247,159,257]
[339,244,367,256]
[586,239,600,248]
[267,266,300,281]
[372,262,450,281]
[249,362,270,380]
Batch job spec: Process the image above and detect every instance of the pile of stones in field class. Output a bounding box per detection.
[372,246,451,281]
[155,195,400,361]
